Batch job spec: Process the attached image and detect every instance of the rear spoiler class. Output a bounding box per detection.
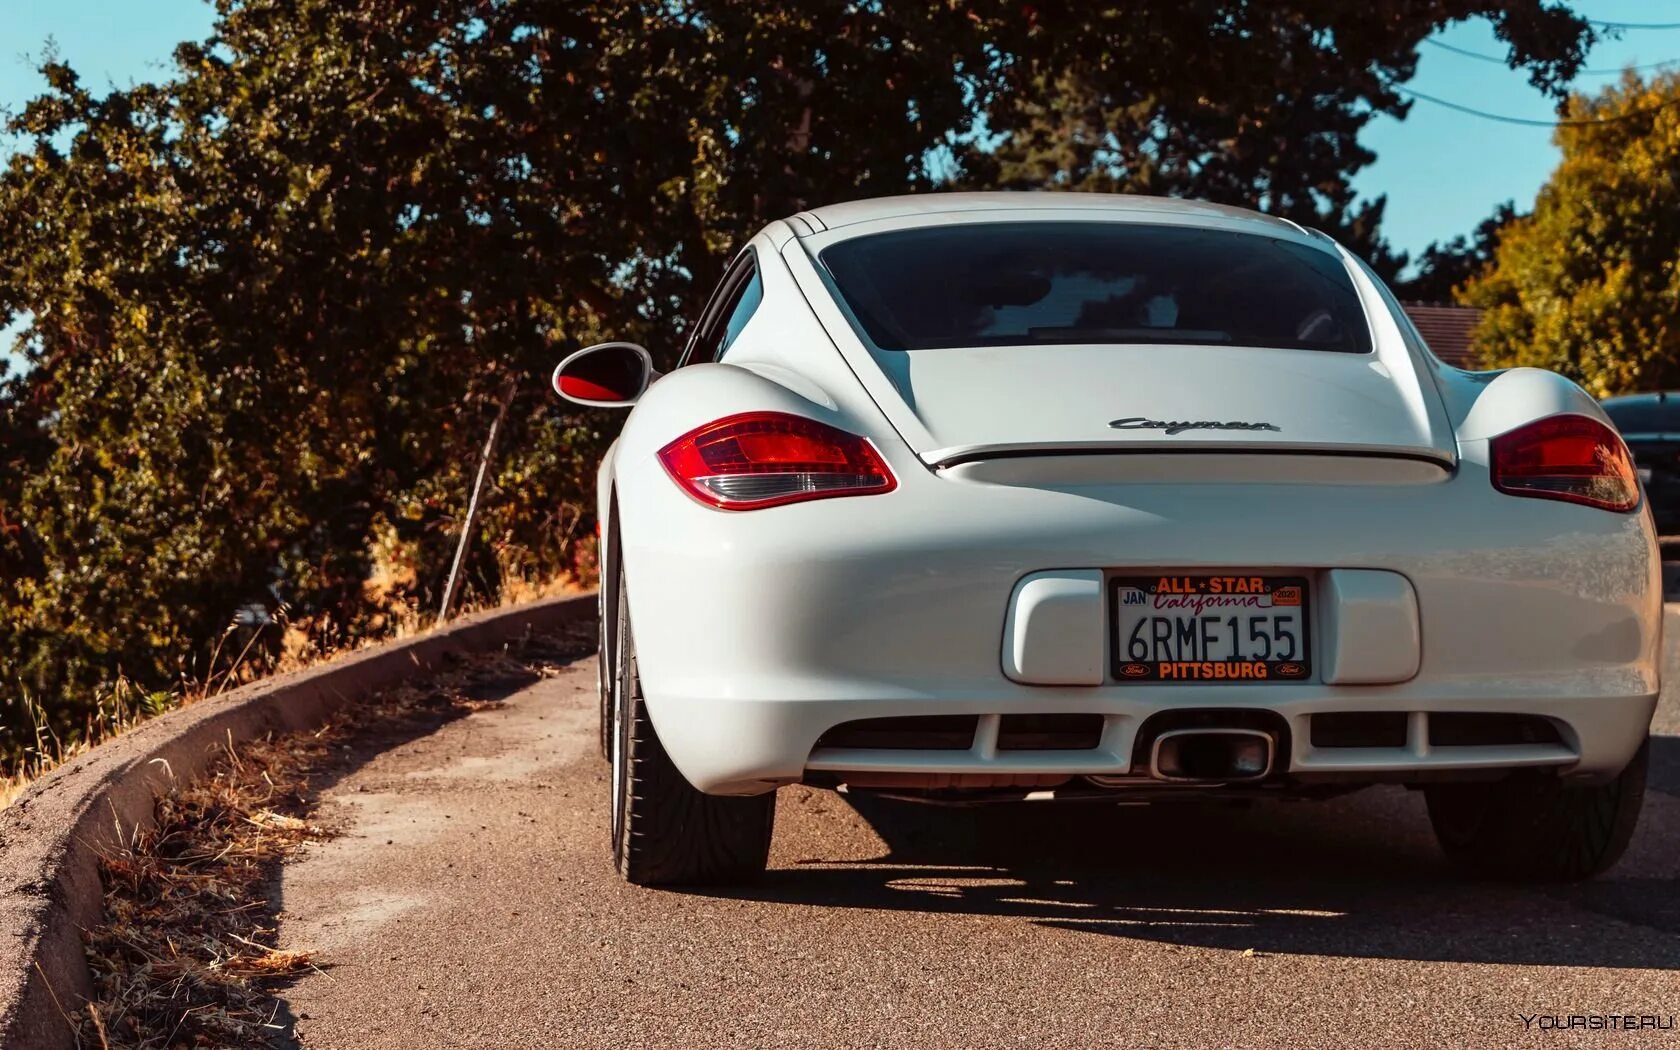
[927,442,1458,470]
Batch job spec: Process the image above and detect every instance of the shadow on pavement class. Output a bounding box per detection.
[701,734,1680,970]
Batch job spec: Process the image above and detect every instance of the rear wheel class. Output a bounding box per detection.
[609,565,774,886]
[1425,739,1648,882]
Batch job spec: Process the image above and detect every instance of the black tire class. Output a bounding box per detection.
[1425,738,1648,882]
[609,565,774,886]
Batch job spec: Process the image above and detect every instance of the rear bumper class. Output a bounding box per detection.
[651,688,1656,794]
[617,441,1662,796]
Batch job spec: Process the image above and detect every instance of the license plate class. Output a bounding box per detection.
[1111,575,1311,682]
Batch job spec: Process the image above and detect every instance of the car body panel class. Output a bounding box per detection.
[617,431,1658,793]
[588,193,1660,798]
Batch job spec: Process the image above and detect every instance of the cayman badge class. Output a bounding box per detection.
[1109,416,1282,436]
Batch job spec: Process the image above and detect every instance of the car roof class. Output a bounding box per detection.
[795,192,1312,239]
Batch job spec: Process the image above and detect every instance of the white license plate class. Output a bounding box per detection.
[1111,575,1311,683]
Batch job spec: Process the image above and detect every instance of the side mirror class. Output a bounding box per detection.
[552,342,654,408]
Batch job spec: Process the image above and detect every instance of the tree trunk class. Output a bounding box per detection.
[436,379,518,627]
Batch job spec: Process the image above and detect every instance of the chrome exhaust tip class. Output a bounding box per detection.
[1149,728,1276,783]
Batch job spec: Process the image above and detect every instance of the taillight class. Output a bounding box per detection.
[1490,414,1639,511]
[657,412,897,510]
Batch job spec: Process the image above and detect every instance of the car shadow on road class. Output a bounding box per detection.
[697,736,1680,970]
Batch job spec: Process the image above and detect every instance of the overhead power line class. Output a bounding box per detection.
[1395,85,1680,127]
[1589,19,1680,30]
[1422,37,1680,75]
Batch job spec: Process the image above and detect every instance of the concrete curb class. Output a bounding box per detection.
[0,593,595,1049]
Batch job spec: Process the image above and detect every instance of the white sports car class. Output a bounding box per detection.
[554,193,1659,887]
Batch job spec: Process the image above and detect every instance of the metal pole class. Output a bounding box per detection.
[436,379,517,628]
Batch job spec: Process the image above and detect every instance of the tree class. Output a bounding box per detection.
[1463,72,1680,396]
[1396,201,1520,302]
[963,2,1595,278]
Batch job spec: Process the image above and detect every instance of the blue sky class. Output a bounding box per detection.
[1355,2,1680,258]
[0,0,1677,264]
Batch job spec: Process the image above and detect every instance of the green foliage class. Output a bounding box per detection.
[1396,201,1520,302]
[0,0,1594,762]
[963,3,1594,279]
[1464,72,1680,394]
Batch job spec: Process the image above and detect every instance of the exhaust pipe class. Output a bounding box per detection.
[1149,728,1275,783]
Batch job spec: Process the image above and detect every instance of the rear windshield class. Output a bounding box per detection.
[1603,397,1680,434]
[819,222,1371,354]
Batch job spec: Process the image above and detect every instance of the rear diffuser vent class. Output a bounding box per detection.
[814,716,977,751]
[997,714,1104,751]
[1311,712,1407,749]
[1429,713,1563,748]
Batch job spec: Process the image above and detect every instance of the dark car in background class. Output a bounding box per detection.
[1602,393,1680,535]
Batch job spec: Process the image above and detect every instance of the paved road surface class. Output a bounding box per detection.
[274,618,1680,1049]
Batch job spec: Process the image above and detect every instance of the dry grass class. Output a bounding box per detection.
[494,569,586,611]
[0,681,173,810]
[72,639,581,1049]
[74,729,335,1048]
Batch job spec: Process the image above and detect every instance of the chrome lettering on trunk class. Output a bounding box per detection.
[1108,417,1281,436]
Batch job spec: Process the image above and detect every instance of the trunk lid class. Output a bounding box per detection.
[860,343,1456,467]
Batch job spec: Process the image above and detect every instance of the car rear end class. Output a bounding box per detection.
[634,439,1658,799]
[627,203,1659,806]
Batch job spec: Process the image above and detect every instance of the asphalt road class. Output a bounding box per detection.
[273,617,1680,1049]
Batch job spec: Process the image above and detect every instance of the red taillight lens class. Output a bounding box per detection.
[1490,414,1639,512]
[657,412,897,510]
